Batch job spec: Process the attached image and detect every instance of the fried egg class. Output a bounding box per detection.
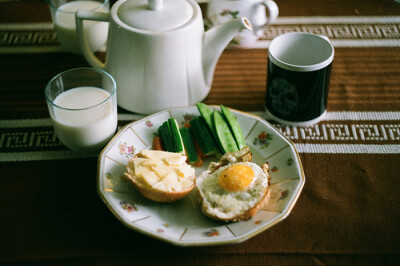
[196,161,270,222]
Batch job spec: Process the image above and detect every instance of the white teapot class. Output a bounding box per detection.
[76,0,252,114]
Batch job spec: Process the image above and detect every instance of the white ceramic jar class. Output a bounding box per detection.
[207,0,279,46]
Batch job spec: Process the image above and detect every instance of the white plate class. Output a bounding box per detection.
[98,106,305,246]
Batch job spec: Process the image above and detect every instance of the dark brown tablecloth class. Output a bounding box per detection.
[1,0,400,265]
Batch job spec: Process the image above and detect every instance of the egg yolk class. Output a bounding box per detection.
[218,164,255,192]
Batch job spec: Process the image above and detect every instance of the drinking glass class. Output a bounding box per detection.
[48,0,109,54]
[45,67,117,152]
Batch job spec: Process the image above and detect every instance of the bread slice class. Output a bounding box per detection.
[124,151,195,203]
[125,172,195,202]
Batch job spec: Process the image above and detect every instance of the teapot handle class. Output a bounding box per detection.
[75,10,109,69]
[259,0,279,28]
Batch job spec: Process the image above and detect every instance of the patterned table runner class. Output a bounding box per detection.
[1,110,399,161]
[1,16,400,54]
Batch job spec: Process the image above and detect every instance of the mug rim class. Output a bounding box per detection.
[48,0,109,13]
[268,32,334,72]
[44,67,117,112]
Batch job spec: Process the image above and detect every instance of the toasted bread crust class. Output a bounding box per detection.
[124,172,195,202]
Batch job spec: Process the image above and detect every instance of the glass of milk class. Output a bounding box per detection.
[48,0,109,54]
[45,67,117,152]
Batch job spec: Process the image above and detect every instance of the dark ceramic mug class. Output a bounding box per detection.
[265,32,334,126]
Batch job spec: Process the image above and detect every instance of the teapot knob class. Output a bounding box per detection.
[148,0,163,10]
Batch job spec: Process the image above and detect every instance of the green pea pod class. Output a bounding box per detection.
[220,105,246,149]
[196,102,214,131]
[213,111,239,153]
[196,102,224,154]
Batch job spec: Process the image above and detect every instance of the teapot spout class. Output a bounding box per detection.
[203,17,252,87]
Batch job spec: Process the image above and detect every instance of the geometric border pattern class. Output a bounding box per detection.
[1,111,400,161]
[1,16,400,53]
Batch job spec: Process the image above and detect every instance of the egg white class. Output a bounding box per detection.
[196,162,269,220]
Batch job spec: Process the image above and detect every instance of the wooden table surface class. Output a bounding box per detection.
[1,0,399,265]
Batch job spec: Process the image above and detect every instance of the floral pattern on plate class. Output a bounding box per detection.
[263,179,301,213]
[202,229,220,237]
[246,121,289,159]
[118,141,135,159]
[120,200,138,213]
[106,192,150,222]
[253,130,274,149]
[103,158,130,193]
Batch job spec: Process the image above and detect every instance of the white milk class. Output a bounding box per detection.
[52,86,117,151]
[54,0,108,54]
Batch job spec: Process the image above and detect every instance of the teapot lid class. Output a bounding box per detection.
[118,0,194,31]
